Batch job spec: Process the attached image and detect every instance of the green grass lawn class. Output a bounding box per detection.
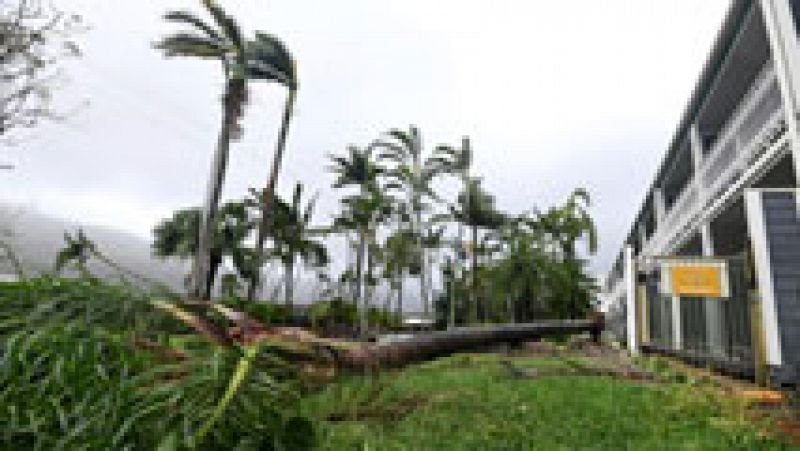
[302,353,788,450]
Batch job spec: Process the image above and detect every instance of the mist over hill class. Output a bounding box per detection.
[0,203,187,290]
[0,203,346,305]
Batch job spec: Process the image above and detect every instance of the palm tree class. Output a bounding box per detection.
[333,189,393,336]
[427,136,473,320]
[373,126,456,317]
[156,0,248,299]
[153,201,253,298]
[535,188,598,318]
[451,177,504,323]
[244,32,298,302]
[54,229,93,277]
[493,215,549,322]
[382,228,417,321]
[52,229,163,289]
[329,145,390,335]
[268,183,328,309]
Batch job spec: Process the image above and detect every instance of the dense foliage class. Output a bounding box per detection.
[0,277,313,449]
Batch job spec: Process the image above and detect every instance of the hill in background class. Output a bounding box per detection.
[0,203,186,290]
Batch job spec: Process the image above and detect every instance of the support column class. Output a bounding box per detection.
[624,245,639,355]
[671,294,682,351]
[701,222,725,358]
[760,0,800,185]
[744,191,783,368]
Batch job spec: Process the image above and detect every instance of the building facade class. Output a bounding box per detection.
[602,0,800,384]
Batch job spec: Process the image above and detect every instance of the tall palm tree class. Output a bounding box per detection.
[268,183,328,309]
[153,201,253,297]
[373,126,455,317]
[244,32,298,302]
[329,145,390,335]
[451,177,503,323]
[156,0,248,299]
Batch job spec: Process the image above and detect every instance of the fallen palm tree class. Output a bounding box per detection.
[332,320,604,369]
[159,301,604,373]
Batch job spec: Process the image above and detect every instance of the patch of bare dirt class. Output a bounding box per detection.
[324,395,428,422]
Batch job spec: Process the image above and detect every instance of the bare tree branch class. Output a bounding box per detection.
[0,0,83,140]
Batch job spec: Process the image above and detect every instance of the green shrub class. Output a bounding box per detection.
[308,299,358,331]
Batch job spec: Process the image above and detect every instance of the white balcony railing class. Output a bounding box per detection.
[701,63,781,195]
[640,61,784,257]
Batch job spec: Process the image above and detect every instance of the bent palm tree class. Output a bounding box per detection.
[156,0,248,299]
[245,32,298,301]
[153,201,254,297]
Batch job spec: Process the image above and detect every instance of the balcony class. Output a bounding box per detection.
[642,62,786,257]
[700,62,784,200]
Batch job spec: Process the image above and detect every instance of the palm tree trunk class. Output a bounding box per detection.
[284,258,294,309]
[383,286,392,317]
[566,246,576,319]
[410,127,429,319]
[416,206,428,319]
[396,273,404,323]
[448,270,456,329]
[471,224,479,324]
[247,89,297,301]
[192,82,238,300]
[356,228,367,337]
[427,250,435,308]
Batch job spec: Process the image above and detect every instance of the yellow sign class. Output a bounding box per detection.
[669,265,723,297]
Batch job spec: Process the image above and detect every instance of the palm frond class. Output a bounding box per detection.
[247,31,296,89]
[202,0,244,53]
[385,128,415,153]
[155,33,226,58]
[163,10,221,41]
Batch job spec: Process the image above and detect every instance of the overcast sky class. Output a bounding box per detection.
[1,0,730,275]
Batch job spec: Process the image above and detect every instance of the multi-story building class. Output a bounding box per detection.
[603,0,800,384]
